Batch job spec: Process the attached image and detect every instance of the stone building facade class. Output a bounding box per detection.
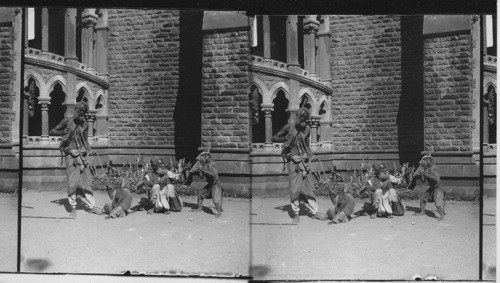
[15,8,496,196]
[0,8,21,190]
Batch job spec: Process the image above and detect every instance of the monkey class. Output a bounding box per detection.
[103,178,133,219]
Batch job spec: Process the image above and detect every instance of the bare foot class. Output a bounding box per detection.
[370,214,376,219]
[215,213,222,218]
[437,217,444,221]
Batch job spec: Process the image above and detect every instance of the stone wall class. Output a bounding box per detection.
[329,15,404,152]
[201,29,250,149]
[423,33,473,151]
[0,19,14,144]
[107,9,180,147]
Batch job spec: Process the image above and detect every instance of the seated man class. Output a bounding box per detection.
[103,178,133,218]
[362,162,405,219]
[138,158,176,214]
[326,184,356,224]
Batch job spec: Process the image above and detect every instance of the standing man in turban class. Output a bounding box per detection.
[272,108,326,223]
[50,101,103,217]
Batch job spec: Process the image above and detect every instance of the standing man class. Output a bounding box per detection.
[272,108,326,223]
[50,101,103,217]
[189,149,224,218]
[413,153,446,221]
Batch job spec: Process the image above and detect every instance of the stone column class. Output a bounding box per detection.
[316,16,331,81]
[286,15,300,69]
[303,16,319,76]
[483,102,490,143]
[64,8,79,67]
[23,92,29,136]
[309,115,320,143]
[81,10,98,71]
[24,8,29,47]
[38,97,51,137]
[261,103,274,144]
[95,115,108,136]
[288,79,300,124]
[64,73,77,118]
[41,8,49,52]
[263,15,271,59]
[86,110,97,137]
[95,9,109,78]
[319,96,333,142]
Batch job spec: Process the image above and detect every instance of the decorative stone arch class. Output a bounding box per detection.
[318,97,329,120]
[76,82,94,107]
[251,77,268,99]
[268,82,290,104]
[94,89,107,115]
[298,88,316,114]
[44,75,67,98]
[24,69,45,90]
[484,81,496,94]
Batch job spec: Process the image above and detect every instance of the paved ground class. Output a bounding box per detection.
[250,196,482,281]
[0,193,18,272]
[21,190,250,277]
[482,197,496,281]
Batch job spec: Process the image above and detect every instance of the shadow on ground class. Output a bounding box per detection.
[250,265,271,277]
[22,256,51,272]
[274,203,315,218]
[50,198,88,212]
[405,205,438,218]
[183,201,215,215]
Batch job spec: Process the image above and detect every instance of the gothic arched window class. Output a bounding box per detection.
[250,85,265,143]
[25,77,41,136]
[272,90,289,136]
[48,83,66,135]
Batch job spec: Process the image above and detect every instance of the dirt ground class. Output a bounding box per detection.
[250,196,482,281]
[0,193,18,272]
[482,197,496,281]
[20,190,250,277]
[10,191,498,281]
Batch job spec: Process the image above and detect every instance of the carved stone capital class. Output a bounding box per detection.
[261,103,274,115]
[82,12,98,28]
[303,19,320,34]
[39,100,51,111]
[308,115,321,127]
[85,111,97,121]
[263,109,273,117]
